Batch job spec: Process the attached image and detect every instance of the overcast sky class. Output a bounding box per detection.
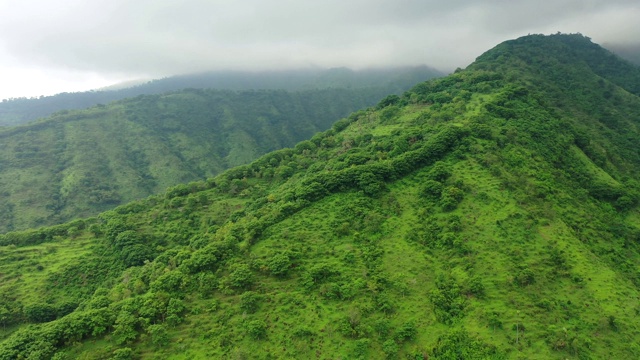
[0,0,638,100]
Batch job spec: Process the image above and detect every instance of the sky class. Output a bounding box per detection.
[0,0,638,100]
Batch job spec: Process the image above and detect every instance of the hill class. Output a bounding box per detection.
[1,33,640,359]
[0,66,442,127]
[0,87,388,232]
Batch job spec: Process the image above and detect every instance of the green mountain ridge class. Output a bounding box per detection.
[0,87,395,233]
[2,33,640,359]
[0,66,442,127]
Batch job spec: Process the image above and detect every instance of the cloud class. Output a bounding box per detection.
[0,0,638,80]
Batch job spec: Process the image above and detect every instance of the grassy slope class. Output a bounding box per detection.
[0,88,389,233]
[1,34,640,359]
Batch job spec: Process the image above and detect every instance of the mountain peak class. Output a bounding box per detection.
[471,33,640,95]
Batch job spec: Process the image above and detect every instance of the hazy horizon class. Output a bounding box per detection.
[1,0,638,100]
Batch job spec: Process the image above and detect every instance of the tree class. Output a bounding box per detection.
[228,264,254,289]
[147,324,169,347]
[112,311,138,345]
[24,303,57,323]
[166,298,186,327]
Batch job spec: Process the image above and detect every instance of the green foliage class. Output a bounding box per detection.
[227,263,254,290]
[0,67,442,127]
[150,271,188,294]
[110,348,134,360]
[244,319,267,339]
[421,180,443,199]
[394,320,417,342]
[429,277,466,325]
[267,253,291,277]
[239,291,261,314]
[147,324,170,347]
[3,33,640,360]
[440,186,464,211]
[382,339,399,358]
[432,329,504,359]
[112,311,138,345]
[23,303,57,323]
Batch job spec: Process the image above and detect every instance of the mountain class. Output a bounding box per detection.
[0,66,442,127]
[2,33,640,359]
[0,87,395,233]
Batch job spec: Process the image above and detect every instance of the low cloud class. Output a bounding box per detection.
[0,0,638,79]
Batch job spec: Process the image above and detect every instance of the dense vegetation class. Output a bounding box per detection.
[0,66,442,126]
[2,33,640,359]
[0,87,395,233]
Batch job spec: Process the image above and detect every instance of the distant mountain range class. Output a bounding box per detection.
[0,66,442,126]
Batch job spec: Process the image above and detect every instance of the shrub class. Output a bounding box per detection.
[24,303,57,323]
[228,264,254,289]
[382,339,399,359]
[239,291,261,314]
[110,348,134,360]
[421,180,443,199]
[245,319,267,339]
[395,321,417,342]
[268,253,291,277]
[441,186,464,211]
[427,161,452,181]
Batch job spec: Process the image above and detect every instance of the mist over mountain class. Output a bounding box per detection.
[2,33,640,359]
[0,66,442,127]
[603,42,640,66]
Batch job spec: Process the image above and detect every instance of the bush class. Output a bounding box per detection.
[382,339,399,359]
[377,94,401,109]
[228,264,254,289]
[395,321,417,342]
[268,253,291,277]
[24,303,57,323]
[239,291,261,313]
[245,319,267,339]
[421,180,443,199]
[514,268,535,287]
[427,161,452,181]
[441,186,464,211]
[150,271,188,294]
[465,276,486,298]
[110,348,134,360]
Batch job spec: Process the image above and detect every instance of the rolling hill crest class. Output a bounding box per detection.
[1,33,640,359]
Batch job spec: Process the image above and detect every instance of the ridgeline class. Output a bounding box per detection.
[0,66,442,127]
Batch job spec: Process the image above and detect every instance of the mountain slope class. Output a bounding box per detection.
[2,33,640,359]
[0,87,387,232]
[0,66,442,126]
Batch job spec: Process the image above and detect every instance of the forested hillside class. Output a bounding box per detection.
[0,66,442,126]
[2,33,640,359]
[0,87,386,232]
